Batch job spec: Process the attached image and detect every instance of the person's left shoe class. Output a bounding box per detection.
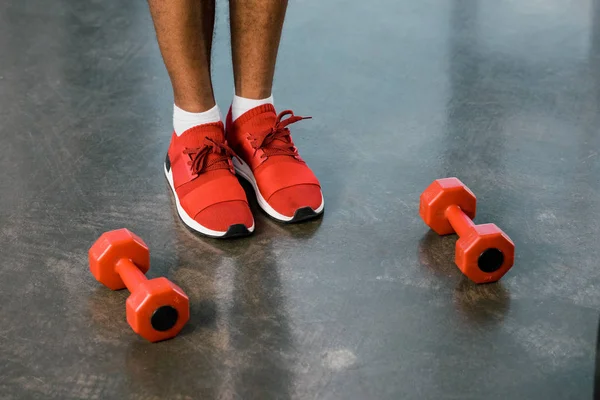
[225,104,324,223]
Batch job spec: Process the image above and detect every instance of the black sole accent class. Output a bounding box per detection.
[178,218,252,240]
[288,206,322,224]
[223,224,252,238]
[178,214,252,240]
[165,153,171,172]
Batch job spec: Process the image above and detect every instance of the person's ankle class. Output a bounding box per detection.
[173,103,222,136]
[173,89,216,113]
[231,92,273,122]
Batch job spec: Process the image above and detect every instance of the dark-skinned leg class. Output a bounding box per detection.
[229,0,288,101]
[148,0,216,112]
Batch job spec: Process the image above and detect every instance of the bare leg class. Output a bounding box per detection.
[229,0,288,99]
[148,0,216,112]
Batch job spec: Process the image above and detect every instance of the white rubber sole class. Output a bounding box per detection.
[232,157,324,223]
[164,163,255,238]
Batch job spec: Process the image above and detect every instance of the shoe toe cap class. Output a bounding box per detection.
[195,200,254,234]
[268,184,323,218]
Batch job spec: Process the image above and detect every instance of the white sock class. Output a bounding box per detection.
[173,104,222,136]
[231,94,274,122]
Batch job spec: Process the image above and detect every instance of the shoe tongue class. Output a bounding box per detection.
[236,105,298,156]
[179,122,225,147]
[178,122,231,172]
[236,104,277,137]
[251,111,277,132]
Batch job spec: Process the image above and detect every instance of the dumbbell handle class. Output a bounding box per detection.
[445,204,476,237]
[115,258,148,293]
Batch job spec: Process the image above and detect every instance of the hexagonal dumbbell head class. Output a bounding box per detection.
[455,224,515,283]
[420,178,477,235]
[89,229,150,290]
[126,277,190,342]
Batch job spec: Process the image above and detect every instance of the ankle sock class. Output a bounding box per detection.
[231,94,274,122]
[173,104,222,136]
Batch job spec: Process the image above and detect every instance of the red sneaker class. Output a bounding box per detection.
[226,104,324,223]
[164,122,254,238]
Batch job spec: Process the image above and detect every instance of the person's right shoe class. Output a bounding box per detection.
[164,122,254,238]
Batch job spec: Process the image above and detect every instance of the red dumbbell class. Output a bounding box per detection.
[88,229,189,342]
[419,178,515,283]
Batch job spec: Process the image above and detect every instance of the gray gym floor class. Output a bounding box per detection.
[1,0,599,399]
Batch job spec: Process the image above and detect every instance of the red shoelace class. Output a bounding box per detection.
[249,110,311,159]
[184,137,239,175]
